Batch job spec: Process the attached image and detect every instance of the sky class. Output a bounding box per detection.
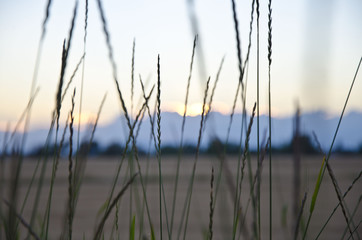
[0,0,362,130]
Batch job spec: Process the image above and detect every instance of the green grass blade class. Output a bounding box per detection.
[130,215,136,240]
[311,156,326,212]
[94,173,138,240]
[304,56,362,240]
[303,156,325,240]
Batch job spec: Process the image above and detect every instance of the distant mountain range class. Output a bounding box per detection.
[1,110,362,155]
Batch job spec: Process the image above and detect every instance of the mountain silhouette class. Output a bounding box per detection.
[1,110,361,155]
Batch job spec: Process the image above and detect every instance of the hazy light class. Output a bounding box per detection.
[0,0,361,130]
[162,102,210,116]
[70,111,97,127]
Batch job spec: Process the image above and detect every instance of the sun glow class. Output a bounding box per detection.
[163,101,234,116]
[172,103,209,116]
[70,112,97,126]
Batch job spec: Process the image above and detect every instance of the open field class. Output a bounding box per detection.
[1,0,362,239]
[2,154,361,239]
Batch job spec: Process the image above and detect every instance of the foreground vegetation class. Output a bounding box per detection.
[1,0,361,239]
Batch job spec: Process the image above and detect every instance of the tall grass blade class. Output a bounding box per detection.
[77,0,88,154]
[5,152,21,239]
[341,195,361,239]
[170,35,197,238]
[214,0,254,206]
[27,62,77,235]
[326,163,355,239]
[315,170,362,239]
[216,0,255,223]
[205,55,225,120]
[292,106,302,234]
[3,89,40,152]
[130,215,136,240]
[6,92,39,240]
[242,0,256,74]
[3,89,40,231]
[156,55,165,239]
[230,0,244,86]
[3,200,40,240]
[55,40,67,129]
[267,0,273,238]
[74,93,107,203]
[67,89,76,240]
[212,79,239,208]
[101,86,156,240]
[157,60,165,233]
[347,220,362,240]
[303,56,362,240]
[27,118,55,238]
[21,0,53,172]
[181,77,210,240]
[95,0,127,120]
[94,173,139,240]
[131,39,136,117]
[139,76,157,144]
[61,54,85,102]
[74,3,89,207]
[247,147,257,239]
[203,57,227,219]
[0,124,9,237]
[313,132,359,239]
[129,47,136,240]
[303,156,325,240]
[29,0,52,99]
[58,93,106,239]
[138,78,157,240]
[255,0,261,237]
[95,0,136,214]
[56,1,78,129]
[186,0,207,83]
[232,103,256,240]
[208,166,215,240]
[42,3,78,238]
[294,192,307,240]
[93,9,154,230]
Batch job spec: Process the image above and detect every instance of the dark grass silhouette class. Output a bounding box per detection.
[0,0,361,239]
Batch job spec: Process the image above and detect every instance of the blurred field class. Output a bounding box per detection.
[2,154,361,239]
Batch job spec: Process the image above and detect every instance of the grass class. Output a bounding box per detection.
[208,166,214,240]
[170,35,197,239]
[1,0,362,239]
[303,56,362,240]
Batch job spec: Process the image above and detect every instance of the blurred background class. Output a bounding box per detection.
[0,0,361,150]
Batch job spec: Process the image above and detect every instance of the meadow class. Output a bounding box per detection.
[2,155,361,239]
[1,0,361,239]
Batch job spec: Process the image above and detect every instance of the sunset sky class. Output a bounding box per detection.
[1,0,361,130]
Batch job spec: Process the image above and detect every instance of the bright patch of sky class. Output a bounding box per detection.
[0,0,361,130]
